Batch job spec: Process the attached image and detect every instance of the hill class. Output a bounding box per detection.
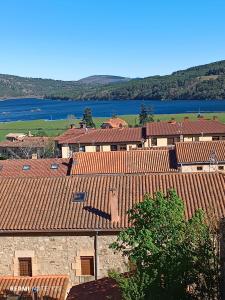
[77,75,131,85]
[0,60,225,100]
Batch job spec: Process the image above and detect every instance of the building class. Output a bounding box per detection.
[5,133,27,142]
[55,127,144,158]
[145,118,225,147]
[175,140,225,173]
[0,173,224,287]
[0,136,54,159]
[101,117,128,129]
[0,158,72,177]
[72,149,177,175]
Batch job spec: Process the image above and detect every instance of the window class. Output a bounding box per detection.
[119,144,127,151]
[73,192,87,203]
[50,163,59,170]
[212,136,220,141]
[79,146,85,152]
[218,166,224,171]
[167,137,174,145]
[80,256,94,276]
[96,145,101,152]
[110,145,118,151]
[22,165,31,171]
[174,137,180,143]
[19,258,32,276]
[151,138,157,146]
[194,136,199,142]
[197,166,203,171]
[137,143,143,148]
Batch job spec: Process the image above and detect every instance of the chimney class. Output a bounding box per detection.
[70,124,75,129]
[213,116,218,121]
[32,153,38,159]
[109,188,120,223]
[28,131,32,137]
[79,122,86,129]
[183,116,189,121]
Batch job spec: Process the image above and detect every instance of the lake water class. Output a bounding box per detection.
[0,98,225,122]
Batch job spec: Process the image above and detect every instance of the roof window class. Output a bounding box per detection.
[72,192,87,203]
[22,165,31,171]
[51,163,59,170]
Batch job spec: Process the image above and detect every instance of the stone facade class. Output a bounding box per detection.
[0,234,127,286]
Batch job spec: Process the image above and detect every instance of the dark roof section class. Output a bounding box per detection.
[72,149,177,175]
[175,140,225,164]
[146,120,225,137]
[0,173,224,233]
[67,277,121,300]
[0,158,72,177]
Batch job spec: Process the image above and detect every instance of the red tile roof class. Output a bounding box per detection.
[56,128,143,144]
[0,173,224,233]
[146,120,225,137]
[175,140,225,164]
[0,158,71,177]
[0,275,69,300]
[67,277,121,300]
[55,128,91,144]
[0,137,52,148]
[72,150,177,175]
[101,117,128,128]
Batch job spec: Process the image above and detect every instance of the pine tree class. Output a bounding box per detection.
[82,107,95,128]
[139,104,154,125]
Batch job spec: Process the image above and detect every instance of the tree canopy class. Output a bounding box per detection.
[82,107,95,128]
[110,190,220,300]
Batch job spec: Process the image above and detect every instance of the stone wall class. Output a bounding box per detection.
[0,234,127,286]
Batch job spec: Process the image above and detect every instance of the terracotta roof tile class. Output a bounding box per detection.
[56,128,143,144]
[0,275,69,300]
[0,158,72,177]
[146,120,225,136]
[67,276,121,300]
[72,150,177,175]
[101,117,128,128]
[0,173,224,232]
[175,140,225,164]
[0,137,53,148]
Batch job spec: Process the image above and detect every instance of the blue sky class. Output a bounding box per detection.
[0,0,224,80]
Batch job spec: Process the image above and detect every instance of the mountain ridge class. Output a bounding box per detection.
[1,60,225,100]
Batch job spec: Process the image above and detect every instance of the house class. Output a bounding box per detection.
[0,173,224,286]
[0,158,72,177]
[0,275,69,300]
[145,118,225,147]
[5,133,27,142]
[101,117,128,129]
[175,140,225,173]
[72,149,177,175]
[0,136,54,159]
[55,127,144,158]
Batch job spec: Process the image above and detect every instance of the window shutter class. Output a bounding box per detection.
[19,258,32,276]
[80,256,94,276]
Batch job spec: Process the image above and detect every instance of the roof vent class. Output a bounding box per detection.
[72,192,87,203]
[22,165,31,171]
[51,163,59,170]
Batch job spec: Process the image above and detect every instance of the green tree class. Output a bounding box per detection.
[139,104,154,125]
[110,190,220,300]
[82,107,95,128]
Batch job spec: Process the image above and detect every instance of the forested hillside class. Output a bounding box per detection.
[1,60,225,100]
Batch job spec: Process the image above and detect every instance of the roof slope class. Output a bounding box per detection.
[0,137,52,148]
[0,158,71,177]
[176,140,225,164]
[0,173,224,233]
[146,120,225,137]
[67,276,121,300]
[72,150,177,175]
[0,275,69,300]
[101,117,128,128]
[57,127,143,144]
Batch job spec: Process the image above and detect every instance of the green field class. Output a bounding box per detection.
[0,113,224,141]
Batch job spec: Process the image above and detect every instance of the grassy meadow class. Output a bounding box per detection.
[0,112,225,141]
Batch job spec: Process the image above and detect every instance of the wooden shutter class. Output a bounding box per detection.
[80,256,94,276]
[19,258,32,276]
